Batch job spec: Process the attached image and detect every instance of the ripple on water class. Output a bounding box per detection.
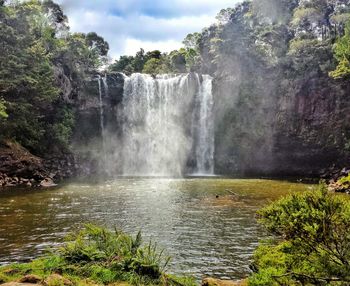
[0,178,316,280]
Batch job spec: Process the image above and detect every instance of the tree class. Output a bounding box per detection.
[86,32,109,56]
[146,50,162,60]
[215,8,234,24]
[142,58,166,76]
[169,50,187,73]
[183,32,201,50]
[0,0,108,153]
[109,55,134,74]
[330,21,350,78]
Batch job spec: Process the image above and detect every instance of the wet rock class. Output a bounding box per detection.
[40,178,57,188]
[43,274,73,286]
[328,180,350,194]
[202,278,247,286]
[19,274,42,284]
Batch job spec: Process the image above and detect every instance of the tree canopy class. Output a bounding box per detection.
[0,0,108,154]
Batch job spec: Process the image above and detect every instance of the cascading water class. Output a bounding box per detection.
[194,75,214,175]
[115,73,214,176]
[97,73,214,176]
[97,75,108,165]
[102,75,108,99]
[97,76,105,137]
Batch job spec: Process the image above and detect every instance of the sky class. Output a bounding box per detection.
[55,0,239,59]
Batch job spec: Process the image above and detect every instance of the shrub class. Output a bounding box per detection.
[249,185,350,285]
[0,224,182,286]
[58,224,170,281]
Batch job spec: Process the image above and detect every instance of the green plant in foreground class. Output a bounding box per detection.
[337,174,350,190]
[0,224,195,286]
[249,185,350,285]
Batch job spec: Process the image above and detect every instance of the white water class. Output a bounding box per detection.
[97,76,104,136]
[194,74,214,175]
[101,73,214,176]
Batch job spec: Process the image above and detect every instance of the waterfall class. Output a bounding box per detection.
[97,76,104,136]
[116,73,214,176]
[194,75,214,175]
[98,75,108,166]
[102,75,108,99]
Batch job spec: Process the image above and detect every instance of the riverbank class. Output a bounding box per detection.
[0,141,78,188]
[0,223,248,286]
[1,140,349,189]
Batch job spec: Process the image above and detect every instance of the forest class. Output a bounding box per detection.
[1,0,350,285]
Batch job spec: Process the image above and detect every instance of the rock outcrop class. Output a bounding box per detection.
[0,140,77,188]
[202,277,247,286]
[199,1,350,177]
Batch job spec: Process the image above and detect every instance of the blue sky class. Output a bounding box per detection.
[55,0,239,59]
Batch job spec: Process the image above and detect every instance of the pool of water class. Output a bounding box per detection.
[0,178,316,280]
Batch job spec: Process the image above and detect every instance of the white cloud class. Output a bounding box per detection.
[124,38,182,56]
[55,0,241,59]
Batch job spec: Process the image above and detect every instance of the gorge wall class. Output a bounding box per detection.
[197,0,350,176]
[71,0,350,178]
[73,68,350,178]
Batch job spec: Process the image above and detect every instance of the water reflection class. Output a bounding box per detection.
[0,178,316,280]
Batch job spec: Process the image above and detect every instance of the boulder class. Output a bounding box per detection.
[39,178,57,188]
[43,274,73,286]
[202,278,247,286]
[18,274,42,284]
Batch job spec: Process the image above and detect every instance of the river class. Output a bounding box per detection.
[0,178,316,280]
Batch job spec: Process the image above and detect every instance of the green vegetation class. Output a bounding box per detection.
[0,224,196,286]
[249,185,350,285]
[330,21,350,79]
[0,0,108,154]
[0,98,7,119]
[109,34,201,75]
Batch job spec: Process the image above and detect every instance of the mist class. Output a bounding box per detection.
[97,73,214,177]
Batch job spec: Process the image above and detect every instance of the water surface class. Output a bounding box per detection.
[0,178,316,280]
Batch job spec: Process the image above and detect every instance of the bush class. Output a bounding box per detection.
[249,185,350,285]
[0,224,195,286]
[58,224,170,281]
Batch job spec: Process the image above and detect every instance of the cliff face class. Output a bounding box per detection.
[72,69,350,177]
[211,59,350,176]
[271,71,350,176]
[203,0,350,176]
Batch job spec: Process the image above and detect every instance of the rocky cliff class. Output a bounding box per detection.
[199,0,350,176]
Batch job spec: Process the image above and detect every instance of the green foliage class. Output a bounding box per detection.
[182,33,201,49]
[142,58,168,75]
[0,0,108,154]
[0,98,7,119]
[109,48,165,75]
[288,38,319,55]
[46,105,75,151]
[0,224,195,286]
[335,173,350,192]
[291,7,321,27]
[59,224,170,281]
[109,38,201,74]
[330,21,350,78]
[249,185,350,285]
